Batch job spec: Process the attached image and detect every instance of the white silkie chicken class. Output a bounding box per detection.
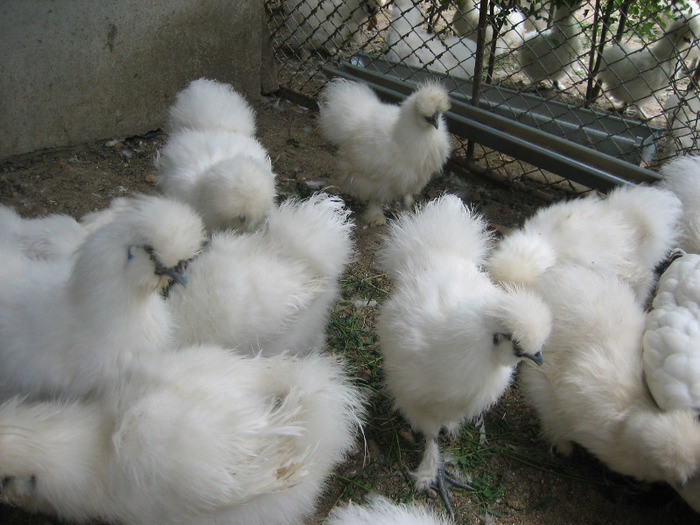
[598,12,700,117]
[0,204,86,260]
[167,77,257,136]
[376,195,552,516]
[386,0,476,80]
[659,155,700,253]
[487,183,683,305]
[451,0,527,56]
[282,0,386,57]
[156,78,276,233]
[326,495,452,525]
[0,195,206,401]
[318,78,451,226]
[167,193,354,356]
[0,346,365,525]
[515,0,584,89]
[643,251,700,411]
[520,263,700,510]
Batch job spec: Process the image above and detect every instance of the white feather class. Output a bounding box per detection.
[520,263,700,498]
[377,195,551,495]
[0,195,206,401]
[487,184,683,305]
[167,193,354,356]
[659,155,700,254]
[318,78,451,226]
[0,347,365,525]
[326,495,452,525]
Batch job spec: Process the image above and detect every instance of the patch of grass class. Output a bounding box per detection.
[286,137,301,148]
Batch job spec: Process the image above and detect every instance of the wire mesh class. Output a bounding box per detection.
[265,0,700,195]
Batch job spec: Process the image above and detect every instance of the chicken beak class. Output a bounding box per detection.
[526,352,544,366]
[426,111,440,129]
[160,267,188,286]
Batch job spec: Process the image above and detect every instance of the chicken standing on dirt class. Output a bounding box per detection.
[318,78,451,226]
[376,195,551,516]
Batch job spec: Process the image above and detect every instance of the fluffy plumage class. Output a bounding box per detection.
[386,0,476,79]
[377,195,551,515]
[0,346,365,525]
[598,12,700,115]
[520,263,700,508]
[451,0,527,56]
[167,193,354,356]
[659,155,700,253]
[318,78,451,226]
[326,495,452,525]
[0,195,206,401]
[167,77,257,136]
[157,79,276,233]
[283,0,385,56]
[515,0,583,88]
[643,251,700,411]
[156,128,276,233]
[487,183,683,305]
[0,205,86,260]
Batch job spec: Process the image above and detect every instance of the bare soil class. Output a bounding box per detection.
[1,95,698,525]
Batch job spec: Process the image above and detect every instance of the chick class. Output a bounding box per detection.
[156,79,276,233]
[659,155,700,253]
[318,78,451,226]
[326,494,452,525]
[386,0,476,79]
[598,12,700,117]
[167,193,354,356]
[487,184,683,305]
[167,77,257,136]
[0,195,206,401]
[515,0,584,89]
[376,195,551,516]
[155,128,276,233]
[520,263,700,508]
[643,251,700,411]
[0,346,365,525]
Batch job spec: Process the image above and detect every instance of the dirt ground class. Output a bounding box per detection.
[1,94,699,525]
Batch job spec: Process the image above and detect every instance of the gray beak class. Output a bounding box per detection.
[426,111,440,129]
[526,352,544,366]
[143,244,189,287]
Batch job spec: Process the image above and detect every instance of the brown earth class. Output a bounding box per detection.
[1,95,698,525]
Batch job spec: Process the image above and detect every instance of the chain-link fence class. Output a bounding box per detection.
[265,0,700,195]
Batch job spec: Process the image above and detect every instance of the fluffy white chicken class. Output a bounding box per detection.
[643,251,700,411]
[659,155,700,253]
[167,193,354,356]
[156,129,276,233]
[282,0,385,57]
[167,77,257,136]
[318,78,451,226]
[515,0,584,89]
[598,13,700,116]
[451,0,527,56]
[386,0,476,80]
[156,78,276,233]
[326,495,452,525]
[0,346,365,525]
[376,195,552,516]
[520,263,700,508]
[0,205,86,260]
[0,195,206,401]
[487,183,683,305]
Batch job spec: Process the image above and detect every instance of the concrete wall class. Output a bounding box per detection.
[0,0,278,159]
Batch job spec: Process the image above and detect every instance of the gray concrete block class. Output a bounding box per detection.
[0,0,278,158]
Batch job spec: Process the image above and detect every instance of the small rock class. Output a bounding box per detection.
[144,173,157,184]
